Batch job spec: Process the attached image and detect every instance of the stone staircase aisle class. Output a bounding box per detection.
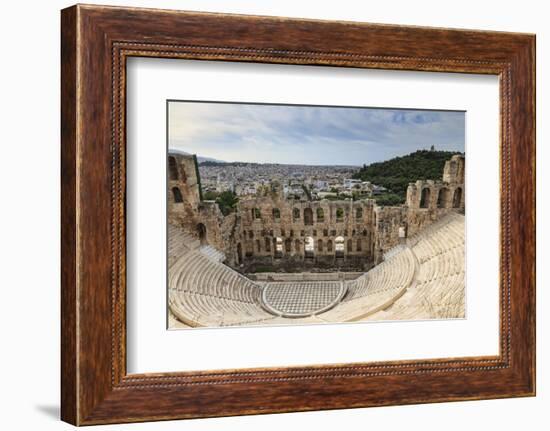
[199,245,226,263]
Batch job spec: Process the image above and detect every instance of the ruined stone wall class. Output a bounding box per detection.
[167,152,225,252]
[232,197,377,271]
[375,154,466,261]
[373,206,407,264]
[168,153,201,231]
[406,180,464,210]
[443,154,465,184]
[406,155,465,211]
[196,202,226,252]
[167,152,465,273]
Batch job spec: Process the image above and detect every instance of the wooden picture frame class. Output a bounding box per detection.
[61,4,535,425]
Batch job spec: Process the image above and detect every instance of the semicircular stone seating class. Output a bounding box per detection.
[365,212,465,321]
[168,212,465,328]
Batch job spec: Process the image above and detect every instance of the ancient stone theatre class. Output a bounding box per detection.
[167,153,466,328]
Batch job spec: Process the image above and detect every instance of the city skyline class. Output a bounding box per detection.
[169,101,465,166]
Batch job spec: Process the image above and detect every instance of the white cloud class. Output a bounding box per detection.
[168,101,464,165]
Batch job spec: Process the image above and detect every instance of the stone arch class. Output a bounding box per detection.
[437,187,450,208]
[316,207,324,222]
[274,237,283,258]
[168,156,179,180]
[285,238,292,254]
[335,236,345,258]
[172,187,183,203]
[336,208,344,222]
[236,243,242,265]
[420,187,431,208]
[304,208,313,225]
[453,187,463,208]
[197,223,207,245]
[305,236,314,258]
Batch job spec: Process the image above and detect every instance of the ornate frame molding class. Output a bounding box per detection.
[61,5,535,425]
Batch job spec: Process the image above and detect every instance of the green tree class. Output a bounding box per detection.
[373,193,403,206]
[215,190,239,216]
[352,149,462,203]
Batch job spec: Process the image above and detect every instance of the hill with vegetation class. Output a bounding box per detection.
[352,149,463,204]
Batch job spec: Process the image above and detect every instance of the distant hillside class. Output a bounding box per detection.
[200,160,246,167]
[168,149,226,164]
[352,150,463,203]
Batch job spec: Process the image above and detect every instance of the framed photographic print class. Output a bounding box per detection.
[61,4,536,425]
[165,100,467,329]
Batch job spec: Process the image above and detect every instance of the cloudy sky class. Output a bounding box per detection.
[168,101,465,166]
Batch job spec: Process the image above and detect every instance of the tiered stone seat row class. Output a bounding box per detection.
[168,214,465,327]
[316,248,416,321]
[168,239,273,326]
[199,245,226,263]
[366,213,465,321]
[168,224,200,266]
[344,249,416,301]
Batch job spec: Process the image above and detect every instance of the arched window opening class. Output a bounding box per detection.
[168,156,179,180]
[197,223,207,245]
[356,207,363,219]
[437,188,450,208]
[420,188,431,208]
[265,237,271,252]
[335,236,345,258]
[316,207,324,222]
[236,243,242,265]
[347,239,353,253]
[172,187,183,203]
[327,240,333,252]
[317,239,323,252]
[336,208,344,222]
[356,239,362,252]
[304,208,313,225]
[305,236,315,258]
[256,239,261,253]
[272,208,281,221]
[285,238,292,253]
[453,187,463,208]
[295,239,301,253]
[274,237,283,258]
[293,208,300,220]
